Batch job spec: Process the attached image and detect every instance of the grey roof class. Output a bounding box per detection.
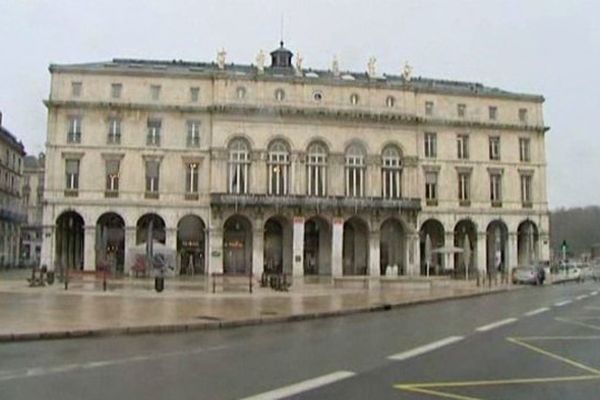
[50,57,544,102]
[0,125,25,154]
[23,155,41,169]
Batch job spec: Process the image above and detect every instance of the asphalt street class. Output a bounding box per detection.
[1,282,599,399]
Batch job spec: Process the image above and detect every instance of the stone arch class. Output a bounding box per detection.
[304,215,332,276]
[55,210,85,271]
[136,213,166,245]
[343,216,369,275]
[454,219,477,277]
[486,220,509,273]
[264,215,293,274]
[96,212,125,273]
[380,218,406,275]
[420,218,445,275]
[177,214,206,275]
[517,220,539,266]
[223,214,253,275]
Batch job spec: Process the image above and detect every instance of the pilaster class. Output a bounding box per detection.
[83,225,96,271]
[292,216,305,277]
[368,229,380,276]
[331,218,344,277]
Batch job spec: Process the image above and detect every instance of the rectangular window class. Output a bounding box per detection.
[458,172,470,204]
[490,173,502,206]
[190,87,200,102]
[521,174,532,206]
[71,82,82,97]
[457,134,469,160]
[425,171,438,204]
[186,162,199,194]
[67,116,82,143]
[187,121,201,147]
[147,119,161,146]
[65,159,79,190]
[424,132,437,158]
[457,103,466,118]
[105,159,120,195]
[489,106,498,121]
[111,83,122,99]
[489,136,501,160]
[107,118,121,144]
[150,85,161,100]
[425,101,434,116]
[519,138,531,162]
[145,160,160,196]
[519,108,528,123]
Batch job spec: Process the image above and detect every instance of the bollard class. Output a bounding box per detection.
[154,276,164,293]
[212,273,216,293]
[249,273,253,293]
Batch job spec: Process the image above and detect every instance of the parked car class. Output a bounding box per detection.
[512,266,544,285]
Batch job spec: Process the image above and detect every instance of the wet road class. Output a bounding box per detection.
[1,282,599,399]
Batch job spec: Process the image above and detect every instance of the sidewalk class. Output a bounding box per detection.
[0,271,517,342]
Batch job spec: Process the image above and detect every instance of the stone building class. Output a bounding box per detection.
[21,153,45,266]
[0,111,26,268]
[41,43,550,278]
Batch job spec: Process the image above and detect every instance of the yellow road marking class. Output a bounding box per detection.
[507,337,600,374]
[556,317,600,331]
[511,336,600,340]
[399,386,484,400]
[395,374,600,389]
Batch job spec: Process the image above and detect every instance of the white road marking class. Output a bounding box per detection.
[387,336,464,361]
[0,345,227,382]
[524,307,550,317]
[576,295,589,300]
[555,300,573,307]
[590,291,598,296]
[475,318,518,332]
[240,371,356,400]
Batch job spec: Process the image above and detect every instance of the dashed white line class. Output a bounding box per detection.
[475,318,518,332]
[555,300,573,307]
[239,371,356,400]
[590,291,598,296]
[0,345,227,382]
[576,295,589,300]
[524,307,550,317]
[387,336,464,361]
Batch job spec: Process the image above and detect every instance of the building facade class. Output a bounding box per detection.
[41,44,550,278]
[21,153,45,266]
[0,111,26,268]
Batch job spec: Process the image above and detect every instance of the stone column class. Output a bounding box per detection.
[331,218,344,277]
[292,216,305,277]
[124,226,136,275]
[539,232,550,262]
[83,225,96,271]
[165,227,177,252]
[368,229,380,276]
[208,227,223,274]
[476,232,487,275]
[252,226,264,277]
[444,231,454,271]
[41,225,55,270]
[508,232,518,271]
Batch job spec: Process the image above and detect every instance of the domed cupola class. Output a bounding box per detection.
[270,41,293,69]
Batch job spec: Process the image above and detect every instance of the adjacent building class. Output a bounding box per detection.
[0,111,26,268]
[41,43,550,278]
[21,153,45,266]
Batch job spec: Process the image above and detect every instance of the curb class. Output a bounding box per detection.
[0,286,517,343]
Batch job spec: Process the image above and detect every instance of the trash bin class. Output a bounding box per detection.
[47,271,55,285]
[154,277,164,292]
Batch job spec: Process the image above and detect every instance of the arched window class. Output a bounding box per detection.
[386,96,396,108]
[228,138,250,194]
[381,145,402,199]
[236,86,246,100]
[267,140,290,196]
[306,142,327,196]
[350,93,360,105]
[345,144,366,197]
[275,88,285,102]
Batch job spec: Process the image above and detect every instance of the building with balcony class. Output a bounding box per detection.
[0,111,26,268]
[21,153,45,266]
[41,43,550,278]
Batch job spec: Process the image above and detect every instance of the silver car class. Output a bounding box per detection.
[512,266,543,285]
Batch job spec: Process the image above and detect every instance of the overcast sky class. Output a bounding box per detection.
[0,0,598,209]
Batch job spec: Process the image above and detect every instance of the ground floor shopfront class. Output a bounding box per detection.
[41,199,550,278]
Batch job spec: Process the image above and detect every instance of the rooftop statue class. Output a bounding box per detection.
[402,62,413,81]
[367,57,377,77]
[332,56,340,77]
[256,49,265,73]
[217,48,226,69]
[295,52,303,76]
